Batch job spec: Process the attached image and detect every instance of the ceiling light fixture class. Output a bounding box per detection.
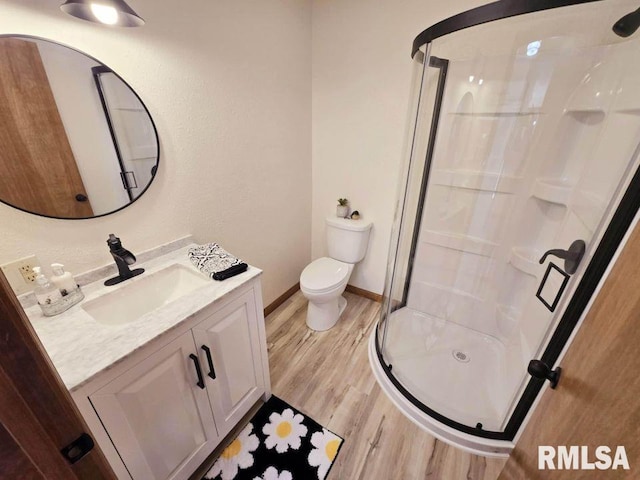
[60,0,145,27]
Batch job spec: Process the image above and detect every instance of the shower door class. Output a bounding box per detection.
[375,0,640,443]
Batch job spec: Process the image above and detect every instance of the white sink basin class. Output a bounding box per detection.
[82,264,210,325]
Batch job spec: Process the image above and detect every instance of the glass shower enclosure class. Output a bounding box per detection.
[371,0,640,455]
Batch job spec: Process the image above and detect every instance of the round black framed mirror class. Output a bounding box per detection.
[0,35,159,219]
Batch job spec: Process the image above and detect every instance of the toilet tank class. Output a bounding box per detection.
[326,217,373,263]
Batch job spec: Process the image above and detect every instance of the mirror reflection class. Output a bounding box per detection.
[0,36,159,219]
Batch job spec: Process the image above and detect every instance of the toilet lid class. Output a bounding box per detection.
[300,257,350,292]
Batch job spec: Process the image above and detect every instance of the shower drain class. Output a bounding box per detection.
[452,350,470,363]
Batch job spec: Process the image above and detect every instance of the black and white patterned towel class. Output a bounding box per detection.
[188,243,248,281]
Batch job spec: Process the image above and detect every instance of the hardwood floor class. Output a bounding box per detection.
[266,290,506,480]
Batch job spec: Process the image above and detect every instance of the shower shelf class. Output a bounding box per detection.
[614,108,640,115]
[431,169,522,193]
[563,107,606,115]
[421,230,497,257]
[448,111,540,117]
[509,247,541,278]
[572,190,607,233]
[531,178,574,205]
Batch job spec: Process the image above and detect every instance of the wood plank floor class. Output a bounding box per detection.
[266,290,506,480]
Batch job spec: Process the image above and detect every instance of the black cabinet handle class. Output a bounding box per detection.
[189,354,205,389]
[75,194,88,202]
[201,345,217,380]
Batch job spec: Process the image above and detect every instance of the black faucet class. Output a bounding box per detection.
[104,234,145,286]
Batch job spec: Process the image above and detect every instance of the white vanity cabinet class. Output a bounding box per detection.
[89,331,221,480]
[192,289,265,440]
[72,280,270,480]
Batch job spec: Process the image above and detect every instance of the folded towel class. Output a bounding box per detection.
[188,243,248,281]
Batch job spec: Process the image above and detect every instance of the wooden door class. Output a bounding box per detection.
[192,290,265,439]
[0,38,93,218]
[90,331,220,480]
[0,270,115,479]
[499,224,640,480]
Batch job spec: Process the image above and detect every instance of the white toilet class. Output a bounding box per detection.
[300,217,372,331]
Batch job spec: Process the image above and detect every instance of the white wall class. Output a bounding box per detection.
[311,0,485,294]
[1,0,495,303]
[0,0,312,305]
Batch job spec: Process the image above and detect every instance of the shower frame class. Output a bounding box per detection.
[373,0,640,444]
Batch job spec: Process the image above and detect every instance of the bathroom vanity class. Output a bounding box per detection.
[24,242,270,480]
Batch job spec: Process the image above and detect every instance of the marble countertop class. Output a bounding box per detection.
[26,243,261,392]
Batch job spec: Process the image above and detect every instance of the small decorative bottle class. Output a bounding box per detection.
[33,267,63,317]
[50,263,85,311]
[51,263,79,294]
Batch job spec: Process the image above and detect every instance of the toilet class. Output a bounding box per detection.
[300,217,372,331]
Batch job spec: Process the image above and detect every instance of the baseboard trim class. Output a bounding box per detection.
[345,284,383,303]
[264,283,300,317]
[264,282,381,317]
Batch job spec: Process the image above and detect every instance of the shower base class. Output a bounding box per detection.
[368,307,514,457]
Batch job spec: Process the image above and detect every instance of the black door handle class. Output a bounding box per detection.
[189,354,205,389]
[528,359,562,389]
[539,239,586,274]
[201,345,217,380]
[75,194,88,202]
[61,433,94,464]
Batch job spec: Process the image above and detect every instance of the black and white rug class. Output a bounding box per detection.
[203,396,343,480]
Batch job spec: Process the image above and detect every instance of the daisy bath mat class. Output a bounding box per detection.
[203,395,344,480]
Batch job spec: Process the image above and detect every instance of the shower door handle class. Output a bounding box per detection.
[539,240,586,274]
[528,360,561,389]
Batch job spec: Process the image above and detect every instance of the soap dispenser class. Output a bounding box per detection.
[51,263,78,295]
[33,267,63,316]
[50,262,85,310]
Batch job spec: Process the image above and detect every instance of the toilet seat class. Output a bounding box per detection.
[300,257,351,294]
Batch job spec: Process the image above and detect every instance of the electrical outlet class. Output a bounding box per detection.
[19,262,38,283]
[1,255,41,296]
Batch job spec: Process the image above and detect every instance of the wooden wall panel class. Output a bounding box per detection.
[0,422,45,480]
[0,269,115,479]
[500,225,640,480]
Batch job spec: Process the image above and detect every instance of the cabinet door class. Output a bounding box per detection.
[192,289,266,438]
[90,331,220,480]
